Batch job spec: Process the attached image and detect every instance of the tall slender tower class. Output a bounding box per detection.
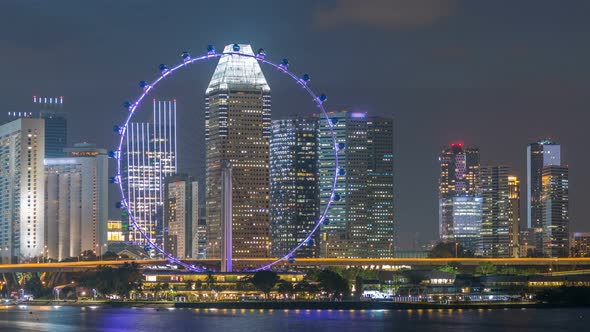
[270,117,320,258]
[527,139,560,251]
[480,165,512,257]
[124,100,177,248]
[366,116,394,258]
[0,118,45,263]
[33,96,67,158]
[438,143,480,243]
[205,44,271,259]
[540,165,569,257]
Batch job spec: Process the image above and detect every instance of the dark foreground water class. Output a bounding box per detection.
[1,305,589,331]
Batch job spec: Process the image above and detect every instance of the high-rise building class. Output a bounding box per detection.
[0,118,45,263]
[438,143,480,243]
[205,44,271,258]
[124,100,177,247]
[195,204,207,259]
[366,116,394,258]
[33,96,67,158]
[107,220,125,243]
[270,117,319,258]
[163,174,198,259]
[44,143,108,261]
[319,111,368,258]
[540,165,569,257]
[527,139,560,250]
[480,166,518,257]
[452,196,483,254]
[572,232,590,257]
[508,176,521,257]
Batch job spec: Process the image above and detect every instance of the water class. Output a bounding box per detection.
[0,305,589,331]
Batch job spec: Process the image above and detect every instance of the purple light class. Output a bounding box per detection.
[350,112,366,118]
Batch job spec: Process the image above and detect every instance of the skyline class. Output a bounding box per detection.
[1,1,588,245]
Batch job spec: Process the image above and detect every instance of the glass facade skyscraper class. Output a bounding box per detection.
[124,100,177,248]
[205,44,271,259]
[527,139,560,251]
[438,143,480,245]
[270,117,319,258]
[34,96,67,158]
[540,165,569,257]
[163,174,198,259]
[452,196,483,254]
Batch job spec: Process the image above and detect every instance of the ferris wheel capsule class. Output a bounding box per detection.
[257,48,266,59]
[139,81,149,89]
[207,45,216,54]
[159,64,168,73]
[323,218,331,226]
[332,193,341,202]
[123,101,133,110]
[301,74,310,83]
[287,256,296,264]
[181,51,190,60]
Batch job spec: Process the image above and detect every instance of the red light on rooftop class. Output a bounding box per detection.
[451,143,456,147]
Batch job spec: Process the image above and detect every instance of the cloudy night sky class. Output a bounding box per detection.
[1,0,589,247]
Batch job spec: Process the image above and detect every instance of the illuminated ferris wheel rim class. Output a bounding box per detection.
[112,45,341,272]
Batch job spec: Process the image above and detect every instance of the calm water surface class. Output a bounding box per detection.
[1,305,589,331]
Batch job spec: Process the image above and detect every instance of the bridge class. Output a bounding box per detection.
[2,258,590,273]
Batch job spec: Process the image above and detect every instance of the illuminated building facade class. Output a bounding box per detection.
[508,176,521,257]
[452,196,483,254]
[540,165,569,257]
[124,100,177,248]
[572,232,590,257]
[366,116,394,258]
[44,143,108,261]
[527,139,560,251]
[319,111,368,258]
[34,96,67,158]
[205,44,271,258]
[438,144,480,242]
[107,220,124,243]
[480,166,519,257]
[163,174,198,259]
[270,117,319,258]
[0,118,45,263]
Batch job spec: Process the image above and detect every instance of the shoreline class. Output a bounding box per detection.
[15,300,588,310]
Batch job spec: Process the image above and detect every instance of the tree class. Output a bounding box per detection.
[294,280,319,299]
[429,241,474,258]
[249,270,280,299]
[277,281,294,298]
[475,262,497,276]
[23,273,49,298]
[438,265,458,274]
[317,269,349,300]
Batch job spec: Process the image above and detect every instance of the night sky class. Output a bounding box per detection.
[1,0,589,247]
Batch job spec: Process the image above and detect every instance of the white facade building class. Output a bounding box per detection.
[0,118,45,263]
[44,143,108,261]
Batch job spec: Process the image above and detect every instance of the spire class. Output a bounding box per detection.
[206,44,270,94]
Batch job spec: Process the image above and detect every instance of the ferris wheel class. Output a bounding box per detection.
[110,44,342,272]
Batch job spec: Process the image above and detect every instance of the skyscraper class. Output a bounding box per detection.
[452,196,483,254]
[438,143,480,244]
[270,117,319,258]
[33,96,67,158]
[44,143,108,261]
[540,165,569,257]
[508,176,521,257]
[124,100,177,248]
[0,118,45,263]
[366,116,395,258]
[480,166,518,257]
[205,44,271,258]
[319,111,368,258]
[163,174,198,259]
[527,139,560,251]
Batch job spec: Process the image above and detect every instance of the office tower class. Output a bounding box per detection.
[0,118,45,263]
[318,111,368,258]
[480,166,517,257]
[438,143,480,242]
[124,100,177,247]
[163,174,198,259]
[540,165,569,257]
[270,117,319,258]
[195,205,207,259]
[205,44,271,258]
[572,233,590,257]
[508,176,521,257]
[44,143,108,261]
[452,196,483,254]
[527,139,560,251]
[33,96,67,158]
[366,116,395,258]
